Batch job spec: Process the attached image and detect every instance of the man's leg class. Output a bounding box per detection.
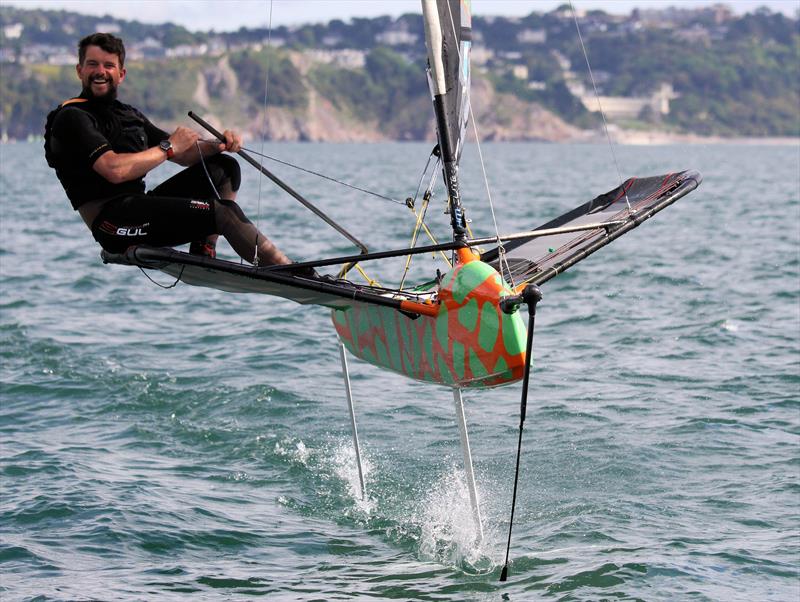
[204,177,238,249]
[189,163,237,257]
[189,176,232,257]
[91,194,217,254]
[213,199,291,266]
[191,171,290,265]
[192,158,291,265]
[146,156,293,266]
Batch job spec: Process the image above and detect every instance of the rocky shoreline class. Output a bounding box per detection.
[5,128,797,146]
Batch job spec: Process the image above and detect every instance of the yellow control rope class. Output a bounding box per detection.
[354,264,379,287]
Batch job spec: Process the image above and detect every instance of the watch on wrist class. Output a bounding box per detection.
[159,139,174,159]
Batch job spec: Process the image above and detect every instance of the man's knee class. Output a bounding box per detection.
[208,154,241,192]
[214,198,249,229]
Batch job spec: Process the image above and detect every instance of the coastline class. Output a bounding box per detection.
[5,132,799,146]
[598,129,800,146]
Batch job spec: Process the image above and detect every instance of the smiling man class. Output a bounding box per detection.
[44,32,300,268]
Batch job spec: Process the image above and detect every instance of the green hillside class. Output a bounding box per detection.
[1,4,797,140]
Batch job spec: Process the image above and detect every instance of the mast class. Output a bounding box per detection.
[422,0,472,243]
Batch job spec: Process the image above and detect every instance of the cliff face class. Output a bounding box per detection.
[188,55,583,143]
[248,91,387,142]
[468,76,582,142]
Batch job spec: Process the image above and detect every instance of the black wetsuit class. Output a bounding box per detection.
[45,94,240,253]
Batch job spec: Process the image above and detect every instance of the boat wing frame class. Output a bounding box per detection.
[101,246,435,314]
[483,169,702,287]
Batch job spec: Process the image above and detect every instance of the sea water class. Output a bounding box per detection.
[1,140,798,600]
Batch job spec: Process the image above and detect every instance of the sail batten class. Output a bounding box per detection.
[483,170,703,286]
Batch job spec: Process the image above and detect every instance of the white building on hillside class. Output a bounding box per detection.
[581,83,679,119]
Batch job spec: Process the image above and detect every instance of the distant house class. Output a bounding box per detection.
[0,48,17,63]
[581,83,679,119]
[511,64,528,80]
[709,4,734,24]
[306,49,366,69]
[94,22,121,33]
[129,37,166,60]
[48,51,75,65]
[633,5,730,30]
[321,35,342,47]
[517,29,546,44]
[3,23,23,40]
[470,47,493,66]
[620,20,644,34]
[207,37,228,56]
[676,24,711,45]
[591,70,612,85]
[376,25,418,46]
[166,44,208,58]
[20,43,71,64]
[552,7,585,19]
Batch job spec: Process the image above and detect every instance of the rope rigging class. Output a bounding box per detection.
[568,0,633,214]
[398,150,452,290]
[138,264,185,289]
[195,134,451,289]
[237,145,406,206]
[442,1,515,288]
[195,140,222,201]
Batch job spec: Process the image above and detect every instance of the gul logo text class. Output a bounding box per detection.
[116,224,149,237]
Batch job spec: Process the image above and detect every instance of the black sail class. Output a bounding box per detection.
[422,0,472,239]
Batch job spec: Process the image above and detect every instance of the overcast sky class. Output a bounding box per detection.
[6,0,798,31]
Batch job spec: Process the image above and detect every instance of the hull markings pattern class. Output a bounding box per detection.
[332,253,528,388]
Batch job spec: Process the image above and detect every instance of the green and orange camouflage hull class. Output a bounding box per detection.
[332,250,528,388]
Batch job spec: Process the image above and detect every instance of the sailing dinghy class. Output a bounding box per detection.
[102,0,702,576]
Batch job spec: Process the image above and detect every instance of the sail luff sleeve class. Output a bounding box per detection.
[422,0,471,240]
[426,0,471,163]
[422,0,447,95]
[445,0,471,163]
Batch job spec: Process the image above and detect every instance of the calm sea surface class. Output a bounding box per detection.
[1,140,798,600]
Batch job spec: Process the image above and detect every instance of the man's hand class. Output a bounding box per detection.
[168,126,241,167]
[218,130,243,153]
[168,126,201,155]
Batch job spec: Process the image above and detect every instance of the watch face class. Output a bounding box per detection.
[160,140,172,151]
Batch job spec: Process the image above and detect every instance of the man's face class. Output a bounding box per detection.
[76,45,126,100]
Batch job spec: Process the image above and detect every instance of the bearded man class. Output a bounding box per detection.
[45,32,297,268]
